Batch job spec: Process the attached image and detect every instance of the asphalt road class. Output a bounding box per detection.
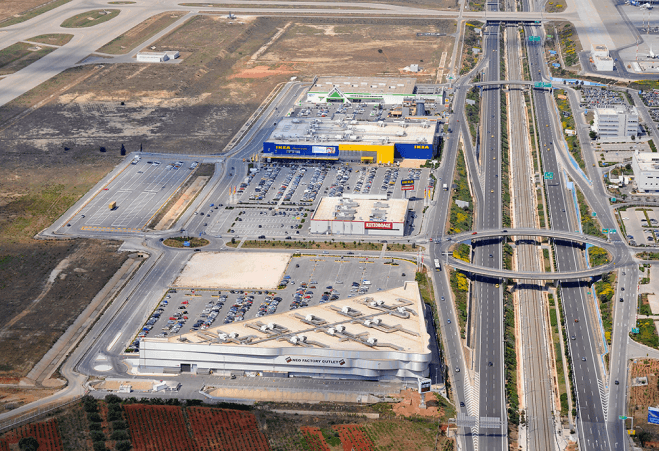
[526,23,616,451]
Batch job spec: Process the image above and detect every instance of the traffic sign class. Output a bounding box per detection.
[602,229,608,234]
[619,415,628,420]
[528,36,541,42]
[611,197,617,202]
[610,229,616,233]
[547,34,553,38]
[632,327,640,334]
[542,82,552,88]
[544,172,554,180]
[592,212,597,217]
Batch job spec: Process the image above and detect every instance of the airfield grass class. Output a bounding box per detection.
[0,42,56,76]
[27,34,74,46]
[96,11,188,54]
[61,9,120,28]
[0,0,73,28]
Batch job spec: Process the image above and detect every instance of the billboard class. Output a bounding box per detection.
[280,356,348,367]
[649,407,659,425]
[401,178,415,191]
[365,222,393,230]
[418,378,432,393]
[312,146,337,154]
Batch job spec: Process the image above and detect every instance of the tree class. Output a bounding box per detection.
[120,144,126,156]
[18,437,39,451]
[589,130,597,140]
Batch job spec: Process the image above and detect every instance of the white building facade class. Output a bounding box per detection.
[593,106,639,139]
[632,150,659,193]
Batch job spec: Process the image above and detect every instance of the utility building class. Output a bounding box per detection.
[306,76,444,105]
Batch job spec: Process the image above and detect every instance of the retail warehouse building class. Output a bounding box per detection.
[138,284,431,381]
[262,117,438,162]
[310,194,409,236]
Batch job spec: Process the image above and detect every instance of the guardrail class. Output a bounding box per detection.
[0,394,84,434]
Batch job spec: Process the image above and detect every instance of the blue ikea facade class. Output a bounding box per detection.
[394,143,434,160]
[263,142,339,158]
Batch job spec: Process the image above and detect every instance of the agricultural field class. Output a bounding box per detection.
[0,397,455,451]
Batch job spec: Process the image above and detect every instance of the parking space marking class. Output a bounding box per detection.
[112,192,157,227]
[81,226,141,232]
[86,190,133,226]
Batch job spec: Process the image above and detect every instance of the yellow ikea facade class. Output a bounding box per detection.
[337,143,395,164]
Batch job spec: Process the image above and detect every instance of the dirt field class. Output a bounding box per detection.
[96,11,188,55]
[0,42,56,76]
[629,359,659,447]
[0,0,71,27]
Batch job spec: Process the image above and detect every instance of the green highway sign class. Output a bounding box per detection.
[620,415,628,420]
[544,172,554,180]
[602,229,608,234]
[632,327,640,334]
[611,197,617,202]
[543,82,551,88]
[528,36,541,42]
[592,212,597,217]
[547,34,553,38]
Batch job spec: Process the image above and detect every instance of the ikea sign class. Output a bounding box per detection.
[414,145,430,149]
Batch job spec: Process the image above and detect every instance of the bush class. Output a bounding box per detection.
[18,437,39,451]
[93,441,108,451]
[90,430,106,442]
[89,422,102,431]
[112,420,128,430]
[116,441,132,451]
[107,410,122,422]
[111,430,130,441]
[105,394,122,404]
[87,412,102,423]
[83,396,98,413]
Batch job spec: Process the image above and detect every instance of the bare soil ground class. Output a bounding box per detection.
[0,0,70,25]
[0,42,56,76]
[629,359,659,447]
[96,11,189,55]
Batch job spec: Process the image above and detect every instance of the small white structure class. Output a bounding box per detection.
[593,55,614,71]
[632,149,659,193]
[136,51,180,63]
[593,106,639,139]
[591,43,609,58]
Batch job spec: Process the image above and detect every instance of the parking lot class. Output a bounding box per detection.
[640,90,659,108]
[620,208,659,246]
[128,255,415,349]
[226,162,432,236]
[579,87,626,109]
[68,157,199,232]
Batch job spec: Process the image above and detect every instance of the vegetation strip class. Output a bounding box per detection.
[61,9,120,28]
[0,0,73,28]
[97,11,189,54]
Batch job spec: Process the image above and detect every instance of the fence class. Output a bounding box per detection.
[0,394,84,434]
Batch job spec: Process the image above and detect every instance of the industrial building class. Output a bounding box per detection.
[310,194,409,236]
[306,76,444,106]
[631,149,659,193]
[136,51,180,63]
[262,117,438,162]
[138,283,432,381]
[593,106,639,139]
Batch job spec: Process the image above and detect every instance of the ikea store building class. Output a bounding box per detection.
[262,117,438,162]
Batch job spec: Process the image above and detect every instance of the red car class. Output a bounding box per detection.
[472,232,477,235]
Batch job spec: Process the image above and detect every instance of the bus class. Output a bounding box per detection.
[434,259,441,271]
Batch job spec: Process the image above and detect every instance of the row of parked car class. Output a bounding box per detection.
[326,166,352,197]
[256,296,283,317]
[354,167,378,194]
[300,167,328,203]
[223,296,255,324]
[249,167,281,201]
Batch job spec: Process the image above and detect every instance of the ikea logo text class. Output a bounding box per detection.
[414,145,430,149]
[276,146,291,150]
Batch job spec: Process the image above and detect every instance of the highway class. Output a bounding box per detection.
[505,22,554,450]
[525,22,614,451]
[472,14,506,450]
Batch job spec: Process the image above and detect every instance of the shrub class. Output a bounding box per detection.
[111,430,130,441]
[90,430,106,442]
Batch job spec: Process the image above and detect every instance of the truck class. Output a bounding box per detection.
[131,156,141,164]
[109,201,117,210]
[443,183,448,191]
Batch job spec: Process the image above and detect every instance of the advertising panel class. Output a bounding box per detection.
[649,407,659,425]
[312,146,338,154]
[365,222,393,230]
[279,356,349,367]
[418,378,432,393]
[401,178,415,191]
